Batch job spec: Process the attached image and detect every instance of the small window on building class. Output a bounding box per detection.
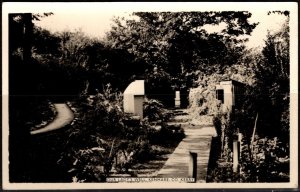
[216,89,224,104]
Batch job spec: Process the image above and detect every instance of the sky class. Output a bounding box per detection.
[26,2,290,49]
[4,2,294,49]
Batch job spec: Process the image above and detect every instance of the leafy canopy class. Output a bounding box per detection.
[106,11,258,76]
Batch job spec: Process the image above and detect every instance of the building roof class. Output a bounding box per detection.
[124,80,145,95]
[219,79,245,86]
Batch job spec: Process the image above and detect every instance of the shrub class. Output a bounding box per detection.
[208,132,290,183]
[240,136,289,182]
[73,84,125,137]
[143,98,172,122]
[60,83,185,181]
[68,146,111,182]
[57,85,127,182]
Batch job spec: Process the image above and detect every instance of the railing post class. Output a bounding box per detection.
[233,140,240,173]
[237,132,243,157]
[188,152,197,182]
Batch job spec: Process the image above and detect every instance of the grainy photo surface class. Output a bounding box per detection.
[2,2,298,190]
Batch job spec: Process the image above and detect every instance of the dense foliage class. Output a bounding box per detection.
[9,13,148,182]
[9,11,290,183]
[106,12,258,106]
[206,13,290,182]
[143,98,171,122]
[57,87,184,182]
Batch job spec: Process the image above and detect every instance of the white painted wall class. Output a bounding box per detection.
[219,81,234,112]
[134,95,144,119]
[123,80,145,118]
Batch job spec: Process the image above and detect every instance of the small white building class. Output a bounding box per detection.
[216,80,244,112]
[175,90,181,108]
[123,80,145,119]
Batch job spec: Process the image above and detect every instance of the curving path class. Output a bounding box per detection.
[30,103,74,135]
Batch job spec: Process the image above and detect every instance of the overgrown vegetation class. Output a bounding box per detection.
[206,12,290,182]
[9,13,181,182]
[57,87,184,182]
[143,98,172,122]
[9,10,290,183]
[106,11,258,106]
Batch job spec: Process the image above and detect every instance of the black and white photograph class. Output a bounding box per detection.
[2,2,298,190]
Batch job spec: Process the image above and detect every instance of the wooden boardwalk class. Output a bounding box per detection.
[157,111,217,183]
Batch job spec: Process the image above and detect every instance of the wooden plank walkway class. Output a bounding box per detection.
[157,112,217,183]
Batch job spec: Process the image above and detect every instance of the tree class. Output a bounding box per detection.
[8,13,59,182]
[32,26,61,56]
[106,12,257,105]
[254,13,290,137]
[107,12,257,72]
